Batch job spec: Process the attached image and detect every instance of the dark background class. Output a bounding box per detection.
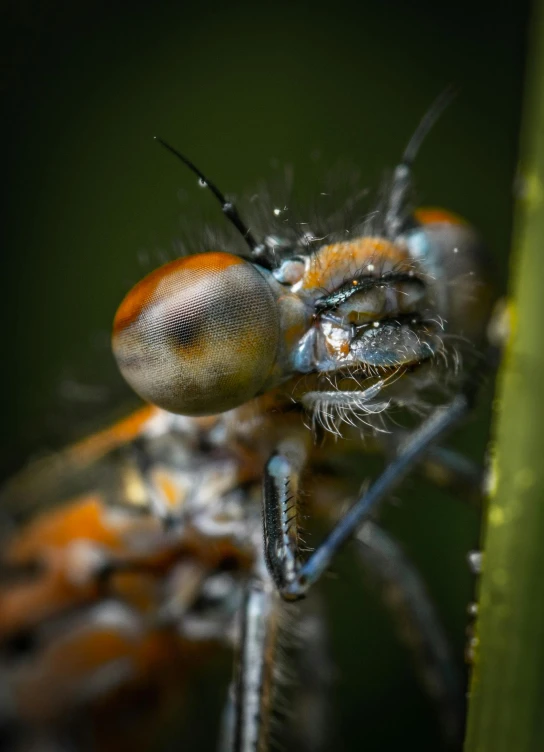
[1,0,530,749]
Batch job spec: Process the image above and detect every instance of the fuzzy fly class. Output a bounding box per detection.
[0,94,494,751]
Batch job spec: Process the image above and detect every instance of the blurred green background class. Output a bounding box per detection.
[2,0,529,749]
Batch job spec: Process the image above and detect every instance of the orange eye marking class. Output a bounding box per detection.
[113,252,245,334]
[414,207,467,226]
[301,237,409,289]
[113,258,187,334]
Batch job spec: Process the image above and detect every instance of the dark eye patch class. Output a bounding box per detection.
[314,272,425,314]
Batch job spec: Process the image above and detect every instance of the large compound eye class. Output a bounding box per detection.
[112,252,280,415]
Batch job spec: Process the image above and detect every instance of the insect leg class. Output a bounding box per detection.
[355,521,464,750]
[228,578,283,752]
[262,438,307,595]
[282,393,470,600]
[223,584,333,752]
[385,342,502,506]
[301,379,391,434]
[381,431,484,508]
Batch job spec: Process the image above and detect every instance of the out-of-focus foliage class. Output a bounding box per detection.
[465,3,544,751]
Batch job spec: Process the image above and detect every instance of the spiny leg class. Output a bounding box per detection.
[221,583,334,752]
[301,378,391,415]
[304,346,489,511]
[261,380,387,597]
[229,578,283,752]
[266,394,470,601]
[355,521,464,750]
[262,438,306,595]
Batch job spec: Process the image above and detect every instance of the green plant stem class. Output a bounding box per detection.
[464,5,544,752]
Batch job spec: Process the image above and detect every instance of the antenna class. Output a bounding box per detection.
[154,137,271,266]
[385,86,457,239]
[401,86,457,167]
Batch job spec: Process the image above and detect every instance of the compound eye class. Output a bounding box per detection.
[112,252,280,415]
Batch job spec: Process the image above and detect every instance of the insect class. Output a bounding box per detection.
[0,93,494,751]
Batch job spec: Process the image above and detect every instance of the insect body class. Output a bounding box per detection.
[0,101,494,751]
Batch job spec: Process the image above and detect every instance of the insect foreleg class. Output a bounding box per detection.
[281,394,470,600]
[262,439,307,598]
[301,379,390,413]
